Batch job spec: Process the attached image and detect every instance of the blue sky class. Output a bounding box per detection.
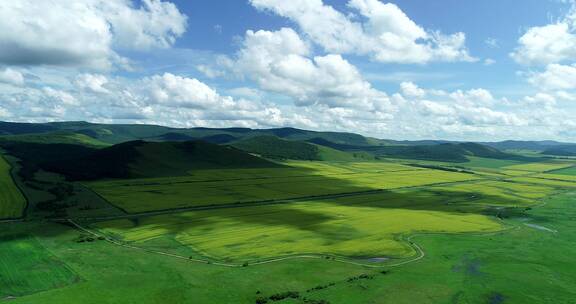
[163,0,569,96]
[1,0,576,141]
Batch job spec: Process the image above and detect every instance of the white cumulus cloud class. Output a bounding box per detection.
[0,0,187,69]
[0,68,24,85]
[232,28,391,110]
[528,63,576,90]
[511,6,576,65]
[249,0,475,64]
[75,73,110,94]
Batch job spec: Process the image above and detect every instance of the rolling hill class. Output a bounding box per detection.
[232,136,373,161]
[308,138,527,162]
[0,131,109,147]
[482,140,575,152]
[0,120,564,164]
[0,121,375,147]
[542,145,576,156]
[1,140,281,181]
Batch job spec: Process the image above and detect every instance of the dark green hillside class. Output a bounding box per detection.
[542,145,576,156]
[200,134,238,144]
[457,142,511,159]
[1,140,280,181]
[0,121,57,135]
[232,136,371,161]
[155,132,196,141]
[52,122,175,144]
[0,131,109,147]
[0,121,381,147]
[149,133,237,144]
[375,144,472,162]
[307,138,379,151]
[483,140,573,151]
[309,138,525,163]
[266,127,371,146]
[232,136,322,160]
[375,143,528,162]
[0,121,567,162]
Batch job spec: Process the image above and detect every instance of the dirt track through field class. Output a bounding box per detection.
[68,219,426,269]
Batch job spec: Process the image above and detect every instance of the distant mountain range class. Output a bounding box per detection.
[0,120,574,180]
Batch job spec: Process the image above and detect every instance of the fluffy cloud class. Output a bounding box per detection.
[523,92,557,107]
[528,63,576,90]
[75,74,110,94]
[0,107,10,118]
[399,82,531,139]
[0,0,187,69]
[511,8,576,65]
[42,87,78,106]
[143,73,224,109]
[449,88,495,106]
[0,68,569,141]
[233,28,391,110]
[0,68,24,85]
[249,0,475,63]
[419,100,455,116]
[400,82,425,98]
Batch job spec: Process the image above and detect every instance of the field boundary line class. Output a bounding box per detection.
[68,219,427,269]
[70,178,489,222]
[68,218,519,270]
[0,154,29,221]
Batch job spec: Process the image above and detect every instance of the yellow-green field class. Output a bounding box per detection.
[0,155,27,219]
[87,162,479,213]
[502,161,574,173]
[96,190,502,261]
[88,159,574,263]
[430,180,556,205]
[508,176,576,188]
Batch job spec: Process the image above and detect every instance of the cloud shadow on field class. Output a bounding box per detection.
[2,165,541,246]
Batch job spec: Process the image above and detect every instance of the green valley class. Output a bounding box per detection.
[0,121,575,304]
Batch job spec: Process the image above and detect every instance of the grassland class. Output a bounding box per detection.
[84,159,573,264]
[502,160,573,172]
[2,154,575,303]
[548,166,576,176]
[0,155,27,219]
[87,162,479,213]
[96,190,502,262]
[463,156,523,169]
[429,180,556,206]
[0,234,77,298]
[3,191,575,304]
[0,131,109,147]
[300,192,576,303]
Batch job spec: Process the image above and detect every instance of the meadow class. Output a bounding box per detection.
[0,233,78,298]
[502,160,573,173]
[3,157,576,303]
[96,190,502,262]
[0,155,27,219]
[89,158,572,264]
[87,162,479,213]
[548,166,576,176]
[4,191,576,304]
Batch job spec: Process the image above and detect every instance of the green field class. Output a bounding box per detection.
[3,191,575,303]
[548,166,576,176]
[0,155,27,219]
[87,162,479,213]
[463,156,523,169]
[2,153,576,303]
[0,234,78,298]
[96,190,502,262]
[502,160,573,173]
[86,159,567,265]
